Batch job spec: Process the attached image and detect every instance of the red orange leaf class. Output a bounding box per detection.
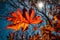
[6,8,43,31]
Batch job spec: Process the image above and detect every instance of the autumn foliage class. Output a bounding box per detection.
[6,8,43,31]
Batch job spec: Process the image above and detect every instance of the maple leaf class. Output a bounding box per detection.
[6,8,43,31]
[40,25,54,32]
